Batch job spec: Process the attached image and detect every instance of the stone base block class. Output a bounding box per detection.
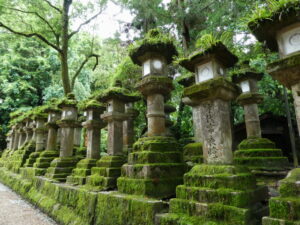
[4,142,35,172]
[156,164,268,225]
[24,151,41,167]
[45,157,78,182]
[85,155,124,191]
[20,167,45,178]
[95,191,168,225]
[117,177,183,199]
[66,158,97,185]
[234,138,289,172]
[183,142,204,170]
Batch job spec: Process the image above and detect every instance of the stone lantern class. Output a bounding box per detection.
[45,94,79,182]
[31,103,62,176]
[93,30,185,225]
[157,40,268,225]
[232,62,289,172]
[85,88,139,190]
[123,101,139,154]
[67,99,106,185]
[17,122,26,149]
[248,3,300,135]
[23,107,47,168]
[248,4,300,224]
[24,118,34,144]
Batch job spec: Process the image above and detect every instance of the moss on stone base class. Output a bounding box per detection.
[45,157,78,182]
[66,158,97,185]
[4,141,35,172]
[95,191,168,225]
[234,137,289,172]
[263,168,300,225]
[157,164,268,225]
[120,136,185,199]
[85,155,124,191]
[183,142,203,170]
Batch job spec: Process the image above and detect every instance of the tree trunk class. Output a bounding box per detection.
[60,0,72,95]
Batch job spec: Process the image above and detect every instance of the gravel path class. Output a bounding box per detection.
[0,182,58,225]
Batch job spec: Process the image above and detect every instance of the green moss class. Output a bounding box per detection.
[129,28,178,65]
[77,99,105,111]
[268,53,300,71]
[269,197,300,221]
[279,168,300,197]
[238,137,276,150]
[183,77,238,98]
[234,149,283,158]
[248,0,300,27]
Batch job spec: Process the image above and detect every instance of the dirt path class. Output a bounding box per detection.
[0,182,57,225]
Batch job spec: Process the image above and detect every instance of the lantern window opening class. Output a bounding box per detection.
[196,62,214,83]
[240,80,251,93]
[143,60,151,76]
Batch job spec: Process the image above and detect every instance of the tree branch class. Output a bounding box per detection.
[0,22,62,52]
[68,10,103,39]
[71,54,99,89]
[4,6,58,37]
[42,0,62,13]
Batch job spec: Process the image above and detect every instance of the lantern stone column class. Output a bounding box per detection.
[86,89,137,190]
[45,94,79,182]
[123,102,139,154]
[157,40,268,225]
[232,62,288,173]
[18,123,26,148]
[24,119,34,144]
[31,106,61,176]
[67,101,106,185]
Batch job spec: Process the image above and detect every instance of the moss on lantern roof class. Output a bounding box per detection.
[78,99,105,111]
[129,28,178,66]
[43,98,61,113]
[268,52,300,70]
[248,0,300,51]
[230,61,263,83]
[178,36,238,72]
[95,87,141,103]
[57,93,78,108]
[30,105,48,120]
[176,73,195,87]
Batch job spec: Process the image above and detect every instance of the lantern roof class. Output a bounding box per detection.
[179,42,238,72]
[129,29,178,66]
[231,61,263,84]
[248,1,300,51]
[95,87,141,103]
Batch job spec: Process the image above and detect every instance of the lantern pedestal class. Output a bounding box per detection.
[158,78,269,225]
[45,119,80,182]
[262,168,300,225]
[67,119,105,185]
[85,112,127,191]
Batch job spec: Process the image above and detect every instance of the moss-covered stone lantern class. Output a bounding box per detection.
[94,30,185,225]
[31,101,62,176]
[248,1,300,133]
[45,94,79,182]
[23,106,48,169]
[123,101,139,154]
[85,87,138,191]
[67,99,106,185]
[157,38,268,225]
[232,62,289,174]
[17,122,26,149]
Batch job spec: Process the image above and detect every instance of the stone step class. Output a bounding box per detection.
[175,185,268,208]
[169,199,251,224]
[184,172,257,190]
[234,157,289,170]
[121,163,185,179]
[91,167,121,177]
[234,149,283,158]
[262,217,300,225]
[117,177,183,198]
[269,197,300,221]
[128,151,182,164]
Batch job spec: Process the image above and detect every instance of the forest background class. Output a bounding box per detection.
[0,0,295,150]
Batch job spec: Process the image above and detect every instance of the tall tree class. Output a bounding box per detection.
[0,0,107,95]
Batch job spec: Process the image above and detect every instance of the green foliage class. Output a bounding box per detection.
[248,0,300,25]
